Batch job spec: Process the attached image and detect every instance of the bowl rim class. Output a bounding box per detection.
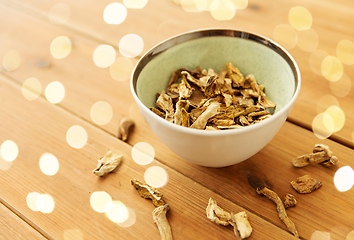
[130,28,301,137]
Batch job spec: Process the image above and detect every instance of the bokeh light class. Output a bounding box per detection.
[288,6,312,31]
[157,20,181,41]
[316,94,339,114]
[180,0,205,12]
[27,192,41,211]
[50,36,72,59]
[296,28,319,52]
[123,0,148,9]
[109,57,134,81]
[230,0,248,9]
[2,50,21,71]
[66,125,88,149]
[347,230,354,240]
[90,191,112,213]
[48,3,71,25]
[119,34,144,58]
[144,166,169,188]
[1,140,19,162]
[310,231,330,240]
[45,81,65,104]
[105,201,129,223]
[324,106,345,132]
[90,101,113,125]
[210,0,236,21]
[273,24,297,50]
[309,49,329,76]
[0,158,12,171]
[39,153,59,176]
[93,45,116,68]
[36,193,55,213]
[103,3,127,25]
[117,207,136,227]
[312,112,334,139]
[22,77,42,101]
[336,39,354,65]
[131,142,155,165]
[329,73,351,98]
[63,229,84,240]
[333,166,354,192]
[321,56,343,82]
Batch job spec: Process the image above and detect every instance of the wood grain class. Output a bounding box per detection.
[0,0,354,239]
[0,75,301,239]
[0,202,46,240]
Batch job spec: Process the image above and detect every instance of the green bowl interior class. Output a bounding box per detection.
[137,36,296,113]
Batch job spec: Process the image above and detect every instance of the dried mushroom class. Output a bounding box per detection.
[206,198,252,239]
[131,179,165,207]
[283,193,297,209]
[291,175,322,194]
[256,187,299,237]
[118,118,134,141]
[153,204,173,240]
[92,150,122,177]
[150,63,276,130]
[292,144,338,168]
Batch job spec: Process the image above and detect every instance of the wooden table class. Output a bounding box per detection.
[1,0,353,239]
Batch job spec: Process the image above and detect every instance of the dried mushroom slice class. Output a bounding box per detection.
[131,179,165,207]
[156,91,175,122]
[191,102,220,129]
[206,198,252,239]
[283,194,297,209]
[174,100,190,126]
[93,150,122,177]
[225,62,245,87]
[291,175,322,194]
[118,118,134,141]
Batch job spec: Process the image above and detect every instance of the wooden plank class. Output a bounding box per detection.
[0,1,353,239]
[0,202,46,240]
[2,0,354,145]
[0,75,299,239]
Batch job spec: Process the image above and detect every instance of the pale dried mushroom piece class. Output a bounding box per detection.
[156,91,175,123]
[153,204,173,240]
[232,211,252,239]
[206,198,252,239]
[283,193,297,209]
[92,150,122,177]
[256,187,299,237]
[291,175,322,194]
[292,144,338,168]
[118,118,135,141]
[131,179,165,207]
[191,102,220,129]
[206,198,231,226]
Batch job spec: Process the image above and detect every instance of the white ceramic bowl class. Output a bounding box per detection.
[131,29,301,167]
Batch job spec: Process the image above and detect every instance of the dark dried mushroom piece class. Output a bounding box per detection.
[283,193,297,209]
[291,175,322,194]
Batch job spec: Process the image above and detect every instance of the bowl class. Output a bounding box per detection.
[130,28,301,167]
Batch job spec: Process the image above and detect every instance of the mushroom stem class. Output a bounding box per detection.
[153,204,173,240]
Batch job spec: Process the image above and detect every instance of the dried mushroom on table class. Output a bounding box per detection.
[291,174,322,194]
[292,144,338,168]
[92,150,122,177]
[150,63,276,130]
[206,198,252,239]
